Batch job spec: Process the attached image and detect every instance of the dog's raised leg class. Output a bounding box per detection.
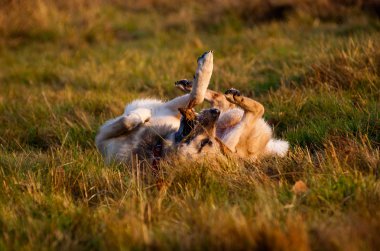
[164,51,213,112]
[224,88,264,118]
[189,51,213,107]
[221,88,267,154]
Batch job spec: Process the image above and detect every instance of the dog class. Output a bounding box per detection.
[95,51,288,165]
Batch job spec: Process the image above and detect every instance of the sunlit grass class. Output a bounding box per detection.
[0,1,379,250]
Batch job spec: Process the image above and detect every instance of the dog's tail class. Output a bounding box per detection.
[265,139,289,157]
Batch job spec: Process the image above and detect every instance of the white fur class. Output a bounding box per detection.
[124,99,163,114]
[265,139,289,157]
[124,98,181,128]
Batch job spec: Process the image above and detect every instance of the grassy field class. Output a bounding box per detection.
[0,1,379,250]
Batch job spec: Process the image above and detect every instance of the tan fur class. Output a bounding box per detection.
[175,80,289,159]
[173,89,287,160]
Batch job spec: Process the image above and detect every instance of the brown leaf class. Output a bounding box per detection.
[292,180,308,195]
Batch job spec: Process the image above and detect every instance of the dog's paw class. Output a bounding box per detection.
[196,51,213,73]
[197,50,213,63]
[224,88,243,104]
[225,88,241,96]
[175,79,193,92]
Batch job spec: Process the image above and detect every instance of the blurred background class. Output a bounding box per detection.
[1,0,379,46]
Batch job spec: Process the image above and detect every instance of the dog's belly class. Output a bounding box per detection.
[235,119,272,158]
[124,99,163,114]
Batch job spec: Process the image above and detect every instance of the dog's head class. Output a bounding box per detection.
[175,107,229,159]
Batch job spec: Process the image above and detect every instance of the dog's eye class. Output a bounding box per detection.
[200,138,212,147]
[198,138,213,153]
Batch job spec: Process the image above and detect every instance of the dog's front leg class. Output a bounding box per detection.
[175,79,235,112]
[220,89,265,152]
[189,51,213,107]
[224,88,264,121]
[163,94,191,113]
[164,51,214,113]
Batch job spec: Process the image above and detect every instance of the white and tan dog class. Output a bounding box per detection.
[95,51,288,165]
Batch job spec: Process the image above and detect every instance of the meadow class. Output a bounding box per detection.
[0,0,379,250]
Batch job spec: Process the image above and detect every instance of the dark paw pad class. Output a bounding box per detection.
[197,51,210,62]
[175,79,193,92]
[224,88,241,96]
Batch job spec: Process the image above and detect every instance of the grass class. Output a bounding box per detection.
[0,1,379,250]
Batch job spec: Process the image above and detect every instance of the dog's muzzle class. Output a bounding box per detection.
[209,108,220,118]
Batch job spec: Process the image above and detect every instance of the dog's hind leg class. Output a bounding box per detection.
[95,108,151,149]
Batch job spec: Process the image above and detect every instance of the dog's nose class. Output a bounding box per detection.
[210,108,220,117]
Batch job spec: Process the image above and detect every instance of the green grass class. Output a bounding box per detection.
[0,2,379,250]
